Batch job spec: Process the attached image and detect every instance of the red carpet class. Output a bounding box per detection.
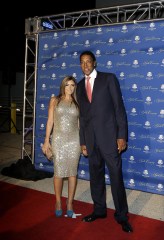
[0,181,163,240]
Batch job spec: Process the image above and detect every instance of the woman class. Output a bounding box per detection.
[42,76,81,217]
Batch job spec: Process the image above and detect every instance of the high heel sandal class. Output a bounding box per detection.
[66,200,74,218]
[55,209,63,217]
[55,202,63,217]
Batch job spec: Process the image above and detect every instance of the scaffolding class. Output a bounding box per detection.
[22,1,164,162]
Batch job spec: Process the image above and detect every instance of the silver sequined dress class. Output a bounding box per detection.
[51,100,80,177]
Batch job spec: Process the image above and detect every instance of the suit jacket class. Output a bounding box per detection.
[77,71,128,155]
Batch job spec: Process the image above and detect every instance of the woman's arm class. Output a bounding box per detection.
[42,97,56,154]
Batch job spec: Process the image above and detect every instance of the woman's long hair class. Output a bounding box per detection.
[56,76,79,108]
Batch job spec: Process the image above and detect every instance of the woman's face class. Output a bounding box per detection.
[64,80,75,96]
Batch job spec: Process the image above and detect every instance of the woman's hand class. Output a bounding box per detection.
[41,142,50,155]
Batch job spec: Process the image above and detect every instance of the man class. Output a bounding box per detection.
[77,50,133,233]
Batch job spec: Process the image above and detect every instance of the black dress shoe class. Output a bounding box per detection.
[120,221,133,233]
[82,213,107,222]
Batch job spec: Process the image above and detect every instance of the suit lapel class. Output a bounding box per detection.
[91,72,100,102]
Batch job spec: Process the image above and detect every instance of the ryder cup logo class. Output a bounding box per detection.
[144,121,151,129]
[147,47,154,55]
[157,183,163,192]
[108,38,114,45]
[146,72,153,80]
[130,132,136,140]
[159,109,164,118]
[43,43,48,50]
[119,72,125,80]
[95,50,101,57]
[40,123,45,130]
[145,96,152,104]
[161,59,164,67]
[80,170,85,176]
[160,84,164,93]
[52,52,57,59]
[106,61,113,68]
[72,73,77,78]
[128,179,135,187]
[120,48,127,56]
[63,41,68,48]
[143,145,150,153]
[149,22,156,30]
[53,32,58,39]
[41,84,46,90]
[96,27,102,33]
[121,25,128,33]
[129,156,135,162]
[132,60,139,67]
[61,62,67,69]
[134,35,140,44]
[131,84,138,92]
[84,40,90,47]
[157,135,164,143]
[72,51,78,58]
[40,103,45,110]
[51,73,56,80]
[143,170,149,177]
[130,108,137,116]
[157,159,164,167]
[41,64,46,70]
[74,30,80,37]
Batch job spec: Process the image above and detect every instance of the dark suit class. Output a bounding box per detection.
[77,71,129,222]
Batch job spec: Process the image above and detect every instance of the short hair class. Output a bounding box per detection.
[80,51,96,62]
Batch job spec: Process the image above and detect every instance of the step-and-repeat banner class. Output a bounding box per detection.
[35,20,164,195]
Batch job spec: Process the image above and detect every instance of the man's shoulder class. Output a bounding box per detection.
[97,71,117,79]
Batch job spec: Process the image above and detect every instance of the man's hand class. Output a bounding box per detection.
[117,139,127,154]
[81,145,88,156]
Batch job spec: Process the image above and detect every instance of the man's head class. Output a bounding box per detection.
[80,51,97,76]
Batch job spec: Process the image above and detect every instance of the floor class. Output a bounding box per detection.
[0,131,163,221]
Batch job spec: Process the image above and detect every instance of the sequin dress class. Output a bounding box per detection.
[51,100,80,177]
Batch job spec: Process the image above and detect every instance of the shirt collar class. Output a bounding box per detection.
[85,69,97,79]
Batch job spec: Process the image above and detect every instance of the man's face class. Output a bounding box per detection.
[80,54,96,76]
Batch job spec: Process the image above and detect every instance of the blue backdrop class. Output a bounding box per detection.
[35,20,164,195]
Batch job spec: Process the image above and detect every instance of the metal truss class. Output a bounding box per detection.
[25,1,164,34]
[22,34,38,162]
[22,1,164,163]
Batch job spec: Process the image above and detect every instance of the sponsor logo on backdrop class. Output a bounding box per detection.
[121,25,128,33]
[147,47,154,55]
[156,159,164,168]
[108,38,114,45]
[149,22,156,30]
[41,64,46,70]
[43,43,49,50]
[95,50,101,57]
[142,170,149,177]
[132,59,140,68]
[74,30,80,37]
[128,179,135,187]
[156,183,164,192]
[143,121,151,129]
[53,32,58,39]
[134,35,141,44]
[143,145,150,153]
[96,27,103,34]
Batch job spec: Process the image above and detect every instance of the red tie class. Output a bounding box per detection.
[86,76,92,102]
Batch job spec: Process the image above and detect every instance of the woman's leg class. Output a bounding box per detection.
[54,176,63,210]
[67,176,77,210]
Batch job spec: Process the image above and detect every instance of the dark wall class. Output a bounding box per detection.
[96,0,151,8]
